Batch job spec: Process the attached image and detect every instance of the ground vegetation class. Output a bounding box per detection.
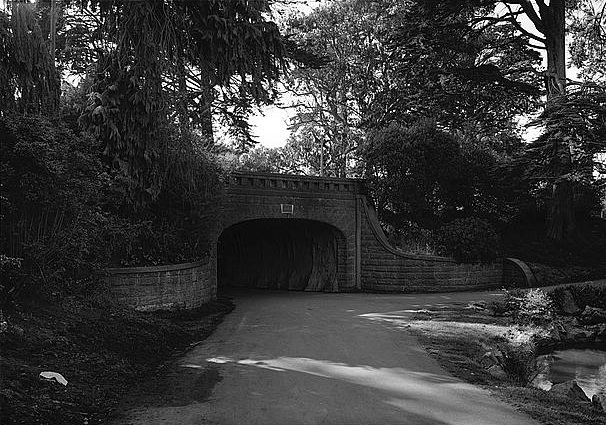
[408,283,606,425]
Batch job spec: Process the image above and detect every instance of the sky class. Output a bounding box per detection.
[246,0,321,148]
[249,105,293,148]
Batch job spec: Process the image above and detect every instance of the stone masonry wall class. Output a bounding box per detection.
[104,172,530,312]
[220,173,360,291]
[359,198,504,292]
[106,258,215,311]
[223,172,517,293]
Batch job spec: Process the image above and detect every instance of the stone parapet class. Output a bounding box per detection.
[105,258,215,311]
[359,197,505,291]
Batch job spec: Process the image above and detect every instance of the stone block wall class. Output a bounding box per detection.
[106,258,215,311]
[221,173,361,291]
[223,172,526,293]
[104,172,538,312]
[359,198,504,292]
[503,258,537,287]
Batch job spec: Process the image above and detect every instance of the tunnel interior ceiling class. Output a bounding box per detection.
[218,219,340,292]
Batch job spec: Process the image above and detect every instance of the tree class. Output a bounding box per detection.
[518,85,606,227]
[362,120,480,229]
[281,0,392,177]
[74,0,287,205]
[385,1,542,140]
[0,2,60,115]
[282,0,542,177]
[236,145,282,173]
[397,0,606,239]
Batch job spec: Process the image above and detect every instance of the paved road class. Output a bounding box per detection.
[116,290,540,425]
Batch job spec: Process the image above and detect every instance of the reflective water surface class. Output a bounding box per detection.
[533,349,606,398]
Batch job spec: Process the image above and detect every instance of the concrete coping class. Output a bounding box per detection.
[105,260,206,275]
[361,197,457,263]
[504,257,537,286]
[230,171,363,184]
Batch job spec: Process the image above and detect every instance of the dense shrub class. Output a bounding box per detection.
[362,120,472,229]
[0,255,24,308]
[361,120,517,232]
[0,114,111,298]
[497,340,540,385]
[488,289,524,317]
[517,289,554,324]
[489,289,554,324]
[437,217,500,262]
[549,284,606,311]
[0,114,224,303]
[385,222,438,255]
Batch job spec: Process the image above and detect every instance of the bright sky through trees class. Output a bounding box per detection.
[251,0,601,148]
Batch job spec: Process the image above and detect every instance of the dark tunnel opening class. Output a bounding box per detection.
[217,219,342,292]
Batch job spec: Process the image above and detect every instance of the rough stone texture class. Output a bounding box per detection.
[503,258,537,287]
[220,172,509,293]
[106,259,215,311]
[358,197,503,292]
[550,381,591,402]
[219,173,357,291]
[579,306,606,325]
[107,172,530,311]
[560,290,580,315]
[592,393,606,411]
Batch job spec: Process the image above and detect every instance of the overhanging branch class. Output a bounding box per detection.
[504,0,546,34]
[504,2,547,43]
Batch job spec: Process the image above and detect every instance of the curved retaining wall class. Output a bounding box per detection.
[105,258,215,311]
[359,198,504,292]
[503,258,537,287]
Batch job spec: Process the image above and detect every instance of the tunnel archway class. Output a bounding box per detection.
[217,219,346,292]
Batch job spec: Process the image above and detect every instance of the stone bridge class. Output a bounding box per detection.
[108,171,532,310]
[214,171,505,294]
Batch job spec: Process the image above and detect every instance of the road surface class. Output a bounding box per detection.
[114,290,539,425]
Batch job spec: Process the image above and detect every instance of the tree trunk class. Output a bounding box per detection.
[49,0,57,64]
[176,53,188,133]
[541,0,574,240]
[199,63,214,144]
[543,0,566,98]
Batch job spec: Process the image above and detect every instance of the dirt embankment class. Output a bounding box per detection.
[0,295,233,425]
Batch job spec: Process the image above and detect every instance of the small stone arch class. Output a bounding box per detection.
[216,218,348,292]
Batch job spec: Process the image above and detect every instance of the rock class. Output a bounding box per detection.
[562,325,592,343]
[487,365,507,380]
[592,393,606,411]
[480,351,499,368]
[466,301,487,311]
[538,323,562,346]
[595,323,606,339]
[580,306,606,325]
[549,381,590,403]
[560,290,580,315]
[414,309,432,320]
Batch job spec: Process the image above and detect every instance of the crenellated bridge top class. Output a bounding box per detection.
[226,171,366,195]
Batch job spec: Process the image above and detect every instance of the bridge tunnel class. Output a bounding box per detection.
[217,219,344,292]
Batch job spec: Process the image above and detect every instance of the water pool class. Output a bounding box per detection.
[533,348,606,398]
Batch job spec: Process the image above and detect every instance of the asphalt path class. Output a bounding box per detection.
[115,289,540,425]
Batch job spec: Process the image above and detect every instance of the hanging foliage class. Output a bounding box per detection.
[77,0,286,206]
[518,85,606,239]
[0,2,59,115]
